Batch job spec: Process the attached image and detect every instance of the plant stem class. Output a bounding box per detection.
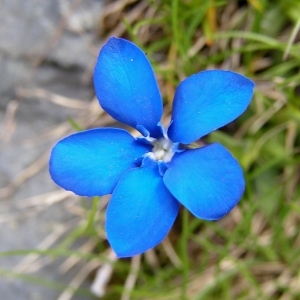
[181,208,189,300]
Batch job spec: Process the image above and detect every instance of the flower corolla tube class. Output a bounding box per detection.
[49,37,255,257]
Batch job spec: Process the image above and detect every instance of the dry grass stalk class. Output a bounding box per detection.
[121,254,141,300]
[91,249,118,297]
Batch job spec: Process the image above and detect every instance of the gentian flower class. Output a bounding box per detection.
[49,37,254,257]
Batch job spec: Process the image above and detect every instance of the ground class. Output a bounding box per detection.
[0,0,103,299]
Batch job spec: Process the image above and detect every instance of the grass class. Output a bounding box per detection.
[1,0,300,299]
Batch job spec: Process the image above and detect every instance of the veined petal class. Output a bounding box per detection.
[163,143,245,220]
[168,70,254,144]
[49,128,150,196]
[94,37,163,137]
[106,159,179,257]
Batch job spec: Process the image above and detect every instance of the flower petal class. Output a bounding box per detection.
[106,159,179,257]
[94,37,163,137]
[163,143,245,220]
[49,128,150,196]
[168,70,254,143]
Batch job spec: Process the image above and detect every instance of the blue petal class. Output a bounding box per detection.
[168,70,254,143]
[106,159,179,257]
[49,128,150,196]
[163,143,245,220]
[94,37,163,138]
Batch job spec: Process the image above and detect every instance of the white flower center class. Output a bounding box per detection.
[147,138,174,162]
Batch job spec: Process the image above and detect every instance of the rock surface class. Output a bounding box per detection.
[0,0,104,299]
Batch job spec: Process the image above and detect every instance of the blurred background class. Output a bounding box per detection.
[0,0,299,299]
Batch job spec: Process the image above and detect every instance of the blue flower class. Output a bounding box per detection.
[49,37,254,257]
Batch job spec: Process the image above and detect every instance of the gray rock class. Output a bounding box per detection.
[0,0,60,59]
[0,0,105,299]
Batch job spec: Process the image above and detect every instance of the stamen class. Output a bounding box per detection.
[148,137,174,162]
